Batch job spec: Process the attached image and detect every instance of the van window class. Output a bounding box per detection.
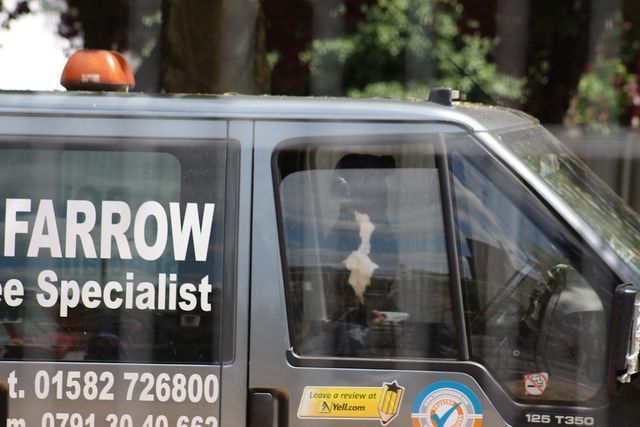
[0,140,236,364]
[451,145,611,404]
[276,138,457,359]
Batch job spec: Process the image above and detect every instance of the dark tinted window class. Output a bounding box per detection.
[276,138,457,359]
[0,141,236,364]
[451,141,613,404]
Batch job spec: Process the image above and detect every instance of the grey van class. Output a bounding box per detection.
[0,89,638,427]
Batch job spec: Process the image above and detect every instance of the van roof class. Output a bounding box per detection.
[0,91,537,133]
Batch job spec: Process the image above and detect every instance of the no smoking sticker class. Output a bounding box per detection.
[524,373,549,396]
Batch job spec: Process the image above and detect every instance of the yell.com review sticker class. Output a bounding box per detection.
[297,381,404,425]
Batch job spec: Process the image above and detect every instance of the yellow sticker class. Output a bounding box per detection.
[297,381,404,425]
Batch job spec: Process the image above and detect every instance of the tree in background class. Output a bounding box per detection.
[0,0,30,29]
[161,0,269,94]
[261,0,313,95]
[521,0,592,123]
[4,0,640,125]
[564,14,636,134]
[296,0,523,102]
[51,0,269,93]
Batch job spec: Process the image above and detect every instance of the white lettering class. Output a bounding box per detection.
[34,270,213,315]
[103,280,123,309]
[170,203,215,261]
[100,201,132,259]
[60,280,81,317]
[5,199,215,262]
[65,200,97,258]
[178,283,197,311]
[125,272,134,309]
[4,198,31,257]
[199,275,212,311]
[134,201,169,261]
[158,273,166,310]
[27,200,62,257]
[4,279,23,307]
[36,269,59,307]
[135,281,155,310]
[81,280,102,309]
[168,273,177,310]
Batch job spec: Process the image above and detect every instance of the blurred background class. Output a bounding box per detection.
[2,0,640,209]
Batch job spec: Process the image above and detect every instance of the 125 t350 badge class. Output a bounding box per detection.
[411,381,483,427]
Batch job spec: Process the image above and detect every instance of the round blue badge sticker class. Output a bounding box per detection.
[411,381,483,427]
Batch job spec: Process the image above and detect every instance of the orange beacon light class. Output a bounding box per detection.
[60,49,135,92]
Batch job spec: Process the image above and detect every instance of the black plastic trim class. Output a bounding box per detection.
[436,135,470,360]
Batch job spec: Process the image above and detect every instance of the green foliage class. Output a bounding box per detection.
[570,58,632,134]
[302,0,523,103]
[139,9,162,58]
[566,16,637,133]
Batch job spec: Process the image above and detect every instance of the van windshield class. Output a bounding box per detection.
[497,125,640,277]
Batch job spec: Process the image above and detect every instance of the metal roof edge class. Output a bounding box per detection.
[0,92,537,132]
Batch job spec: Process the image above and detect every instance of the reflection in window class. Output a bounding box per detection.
[278,143,456,359]
[499,125,640,278]
[452,152,610,404]
[0,146,228,364]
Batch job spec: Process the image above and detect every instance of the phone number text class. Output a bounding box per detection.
[26,370,219,403]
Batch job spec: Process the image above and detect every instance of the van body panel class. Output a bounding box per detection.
[0,93,638,426]
[0,112,233,427]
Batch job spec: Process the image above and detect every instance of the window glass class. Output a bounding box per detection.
[277,140,456,359]
[451,145,611,404]
[0,142,233,364]
[499,125,640,277]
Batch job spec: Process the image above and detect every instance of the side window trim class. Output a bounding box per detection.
[436,135,470,360]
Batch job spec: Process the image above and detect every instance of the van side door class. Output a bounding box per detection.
[251,121,617,427]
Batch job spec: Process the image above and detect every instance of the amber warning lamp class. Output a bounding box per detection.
[60,49,135,92]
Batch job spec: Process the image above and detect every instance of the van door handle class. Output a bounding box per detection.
[248,390,288,427]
